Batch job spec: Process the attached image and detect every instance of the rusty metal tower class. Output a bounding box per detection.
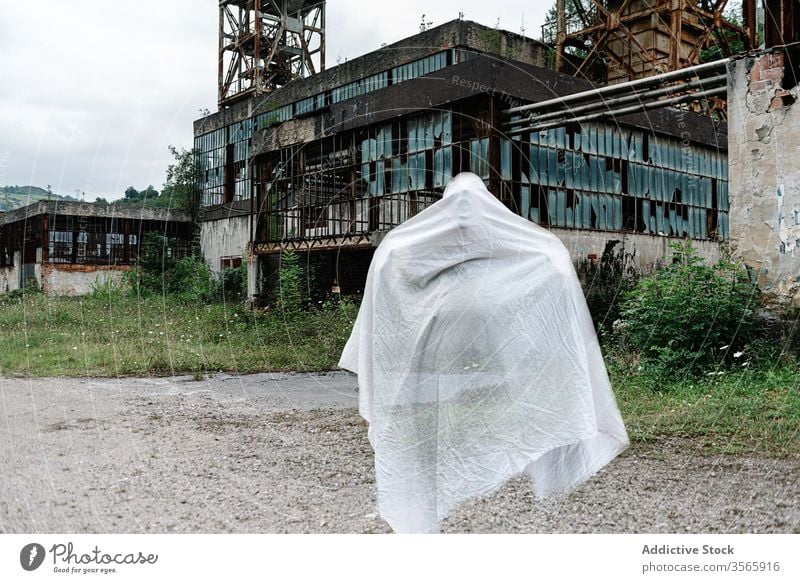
[218,0,326,108]
[545,1,752,84]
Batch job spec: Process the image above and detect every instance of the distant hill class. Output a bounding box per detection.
[1,185,183,213]
[0,186,80,212]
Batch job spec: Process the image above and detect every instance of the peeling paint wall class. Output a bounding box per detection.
[0,268,17,292]
[41,265,130,296]
[2,263,136,296]
[728,51,800,309]
[0,251,20,291]
[199,216,250,274]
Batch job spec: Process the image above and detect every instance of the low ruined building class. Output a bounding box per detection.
[194,19,729,299]
[0,201,192,295]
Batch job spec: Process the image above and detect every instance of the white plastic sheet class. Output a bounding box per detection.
[339,172,628,533]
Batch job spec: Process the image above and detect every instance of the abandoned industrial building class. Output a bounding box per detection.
[0,201,192,295]
[196,1,760,301]
[2,1,795,309]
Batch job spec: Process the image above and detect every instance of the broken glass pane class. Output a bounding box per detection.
[408,121,418,153]
[582,191,591,227]
[612,196,622,230]
[377,128,385,160]
[521,185,530,220]
[434,148,444,188]
[500,139,512,181]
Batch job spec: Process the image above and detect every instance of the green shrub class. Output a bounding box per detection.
[126,232,175,296]
[127,233,226,303]
[89,276,127,302]
[276,250,306,316]
[167,255,215,301]
[620,241,760,375]
[215,264,247,302]
[6,278,41,301]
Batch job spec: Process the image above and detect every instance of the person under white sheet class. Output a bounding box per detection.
[339,172,628,533]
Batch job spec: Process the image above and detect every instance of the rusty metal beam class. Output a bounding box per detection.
[742,0,758,49]
[561,0,748,85]
[556,0,566,71]
[218,1,326,108]
[252,234,372,254]
[684,0,732,64]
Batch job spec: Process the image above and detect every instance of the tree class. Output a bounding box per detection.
[94,197,109,205]
[161,145,203,245]
[124,186,140,201]
[699,1,745,62]
[543,0,592,62]
[544,0,591,29]
[140,185,159,200]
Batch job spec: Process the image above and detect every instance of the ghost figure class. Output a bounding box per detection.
[339,172,628,533]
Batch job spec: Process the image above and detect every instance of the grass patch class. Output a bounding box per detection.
[607,349,800,457]
[0,293,355,377]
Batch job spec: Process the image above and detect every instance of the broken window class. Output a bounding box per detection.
[514,122,727,240]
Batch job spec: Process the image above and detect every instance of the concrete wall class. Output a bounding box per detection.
[377,227,719,273]
[728,51,800,309]
[0,200,190,225]
[41,265,130,296]
[551,229,720,275]
[200,215,250,274]
[0,251,21,292]
[0,259,129,296]
[0,267,17,292]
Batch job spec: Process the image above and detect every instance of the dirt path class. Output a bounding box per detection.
[1,372,797,533]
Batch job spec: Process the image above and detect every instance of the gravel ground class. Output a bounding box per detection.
[1,372,798,534]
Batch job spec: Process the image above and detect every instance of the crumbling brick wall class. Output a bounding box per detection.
[728,50,800,310]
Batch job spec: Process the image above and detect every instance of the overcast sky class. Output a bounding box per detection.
[0,1,549,201]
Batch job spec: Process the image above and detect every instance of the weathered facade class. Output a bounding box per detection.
[194,19,728,299]
[0,201,192,295]
[728,47,800,309]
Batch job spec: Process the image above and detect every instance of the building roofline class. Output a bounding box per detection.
[194,18,549,135]
[248,52,726,155]
[0,201,192,226]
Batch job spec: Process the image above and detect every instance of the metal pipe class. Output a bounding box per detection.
[504,73,728,128]
[506,86,728,136]
[502,57,730,116]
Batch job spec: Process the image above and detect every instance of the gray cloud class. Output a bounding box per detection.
[0,0,547,200]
